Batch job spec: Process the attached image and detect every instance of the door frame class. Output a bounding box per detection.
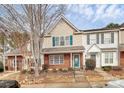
[73,54,80,68]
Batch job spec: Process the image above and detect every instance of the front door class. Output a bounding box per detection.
[91,53,96,62]
[73,54,80,68]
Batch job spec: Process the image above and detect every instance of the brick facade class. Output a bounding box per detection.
[44,53,83,69]
[120,52,124,67]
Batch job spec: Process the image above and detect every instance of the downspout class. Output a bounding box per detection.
[118,29,120,67]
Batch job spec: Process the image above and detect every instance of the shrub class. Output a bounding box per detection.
[102,66,112,71]
[52,68,57,73]
[85,59,96,70]
[28,68,35,74]
[59,68,63,72]
[112,66,122,71]
[68,67,73,71]
[42,64,49,71]
[21,69,28,74]
[62,68,68,72]
[0,61,4,72]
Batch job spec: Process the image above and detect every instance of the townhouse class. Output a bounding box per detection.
[42,15,124,69]
[5,15,124,71]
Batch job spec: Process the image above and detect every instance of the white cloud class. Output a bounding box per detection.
[66,4,124,29]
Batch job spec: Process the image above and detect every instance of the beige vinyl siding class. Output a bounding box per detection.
[43,19,83,48]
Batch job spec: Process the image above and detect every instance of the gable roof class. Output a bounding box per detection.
[87,44,101,53]
[46,14,79,35]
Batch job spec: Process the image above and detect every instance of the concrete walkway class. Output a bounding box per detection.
[95,69,119,81]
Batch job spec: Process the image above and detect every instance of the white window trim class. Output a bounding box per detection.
[53,36,71,47]
[104,52,114,64]
[49,55,64,65]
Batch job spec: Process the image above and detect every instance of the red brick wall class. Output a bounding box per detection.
[44,53,70,69]
[80,53,83,68]
[44,53,83,69]
[120,52,124,67]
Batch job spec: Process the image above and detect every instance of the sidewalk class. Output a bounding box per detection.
[95,69,119,81]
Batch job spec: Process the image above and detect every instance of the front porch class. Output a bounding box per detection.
[44,53,83,69]
[42,46,84,69]
[6,54,24,71]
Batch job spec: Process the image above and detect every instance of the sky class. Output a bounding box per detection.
[65,4,124,30]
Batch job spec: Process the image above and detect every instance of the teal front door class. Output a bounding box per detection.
[73,54,80,68]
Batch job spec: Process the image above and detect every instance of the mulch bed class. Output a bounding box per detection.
[18,71,74,85]
[84,70,105,82]
[107,70,124,79]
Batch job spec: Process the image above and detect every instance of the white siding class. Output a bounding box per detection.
[83,32,118,51]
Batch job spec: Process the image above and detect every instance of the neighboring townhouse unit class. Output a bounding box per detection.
[5,42,34,71]
[119,26,124,68]
[82,28,119,68]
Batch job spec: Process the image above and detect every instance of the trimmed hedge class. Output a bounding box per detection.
[102,66,112,71]
[85,59,96,70]
[0,61,4,72]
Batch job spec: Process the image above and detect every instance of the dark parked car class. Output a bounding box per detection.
[105,80,124,88]
[0,80,20,88]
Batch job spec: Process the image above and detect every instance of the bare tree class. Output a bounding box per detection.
[0,4,67,76]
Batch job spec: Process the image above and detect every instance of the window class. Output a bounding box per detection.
[49,55,54,64]
[101,33,104,44]
[49,55,64,65]
[55,37,59,46]
[96,34,99,44]
[111,32,114,43]
[105,53,109,64]
[52,35,73,46]
[60,36,64,46]
[12,60,16,68]
[104,52,114,64]
[54,55,60,64]
[104,38,111,44]
[87,34,90,45]
[65,36,70,45]
[110,53,113,64]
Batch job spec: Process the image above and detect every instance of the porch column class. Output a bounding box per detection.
[15,55,17,71]
[70,53,72,67]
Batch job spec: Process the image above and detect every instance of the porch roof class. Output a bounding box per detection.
[42,46,85,54]
[101,48,117,51]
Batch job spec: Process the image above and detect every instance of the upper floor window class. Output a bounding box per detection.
[55,37,59,46]
[96,34,99,44]
[104,38,111,44]
[65,36,70,45]
[101,33,104,44]
[60,36,65,46]
[87,34,90,45]
[87,32,115,45]
[52,35,73,47]
[111,32,114,43]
